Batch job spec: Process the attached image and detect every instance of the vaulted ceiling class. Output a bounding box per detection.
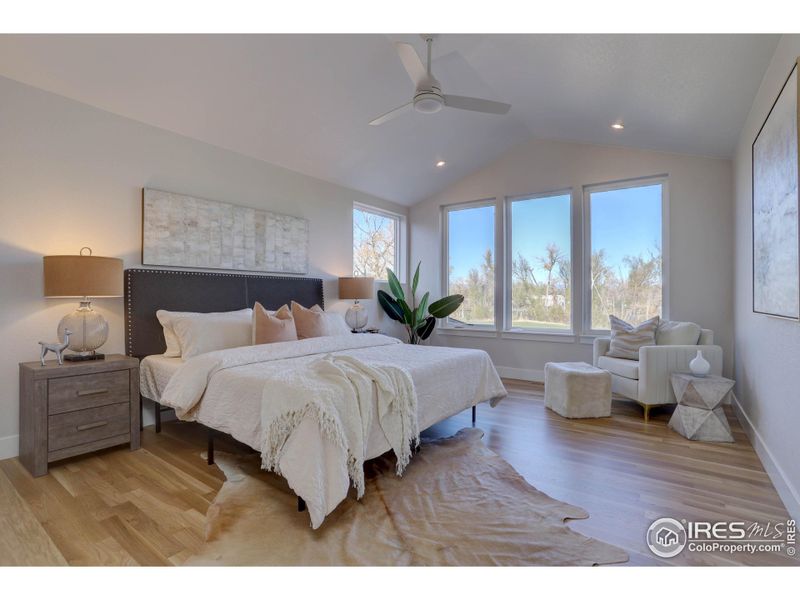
[0,34,779,205]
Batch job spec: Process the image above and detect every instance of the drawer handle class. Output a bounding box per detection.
[76,421,108,431]
[76,388,109,397]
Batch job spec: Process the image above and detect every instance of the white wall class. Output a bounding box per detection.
[732,35,800,520]
[0,75,407,459]
[410,137,734,382]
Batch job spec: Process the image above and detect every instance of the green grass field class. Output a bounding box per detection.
[451,318,570,330]
[510,320,570,330]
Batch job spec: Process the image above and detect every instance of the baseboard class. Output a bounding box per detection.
[0,434,19,460]
[495,366,544,383]
[731,394,800,522]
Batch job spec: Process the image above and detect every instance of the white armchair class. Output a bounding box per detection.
[592,329,722,420]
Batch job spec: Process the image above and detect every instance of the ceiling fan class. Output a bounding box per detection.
[370,35,511,126]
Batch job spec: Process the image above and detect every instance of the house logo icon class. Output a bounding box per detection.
[647,518,687,558]
[657,528,678,546]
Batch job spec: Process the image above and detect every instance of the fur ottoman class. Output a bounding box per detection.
[544,362,612,418]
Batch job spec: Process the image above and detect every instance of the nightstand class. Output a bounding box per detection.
[19,354,140,477]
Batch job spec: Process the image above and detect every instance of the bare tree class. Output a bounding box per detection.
[539,243,563,308]
[591,249,616,328]
[353,212,395,278]
[513,253,538,287]
[450,241,661,330]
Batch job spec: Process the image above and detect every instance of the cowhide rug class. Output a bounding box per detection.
[184,428,628,566]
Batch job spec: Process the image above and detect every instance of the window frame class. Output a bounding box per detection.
[441,198,499,331]
[352,202,405,282]
[504,188,575,335]
[581,175,670,336]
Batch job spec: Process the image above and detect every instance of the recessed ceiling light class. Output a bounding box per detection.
[435,160,447,168]
[611,122,624,130]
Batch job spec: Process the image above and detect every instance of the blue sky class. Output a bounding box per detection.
[448,184,662,281]
[448,205,496,280]
[591,184,662,274]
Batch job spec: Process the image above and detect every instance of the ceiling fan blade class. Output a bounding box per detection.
[394,42,427,86]
[443,94,511,115]
[369,102,413,126]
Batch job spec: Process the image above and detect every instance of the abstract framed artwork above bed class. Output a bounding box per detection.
[752,59,800,321]
[142,188,309,274]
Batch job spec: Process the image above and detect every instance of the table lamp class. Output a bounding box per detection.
[338,276,374,332]
[43,247,123,361]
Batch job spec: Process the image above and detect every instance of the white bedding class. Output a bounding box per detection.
[140,355,183,403]
[152,334,507,527]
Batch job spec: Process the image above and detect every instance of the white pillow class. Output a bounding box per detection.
[157,308,252,358]
[156,310,184,357]
[324,312,352,336]
[656,320,701,346]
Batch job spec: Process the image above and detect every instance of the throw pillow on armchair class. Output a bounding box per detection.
[606,315,659,359]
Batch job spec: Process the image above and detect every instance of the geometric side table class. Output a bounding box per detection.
[668,373,735,443]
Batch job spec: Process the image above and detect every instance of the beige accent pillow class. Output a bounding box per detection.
[156,308,252,357]
[291,301,329,339]
[606,315,659,360]
[656,320,701,346]
[253,302,297,344]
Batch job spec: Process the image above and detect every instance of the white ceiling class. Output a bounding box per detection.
[0,34,779,206]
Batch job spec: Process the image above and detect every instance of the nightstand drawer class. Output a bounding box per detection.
[48,402,131,452]
[48,370,130,415]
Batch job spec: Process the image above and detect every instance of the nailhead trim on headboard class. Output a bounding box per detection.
[124,268,325,357]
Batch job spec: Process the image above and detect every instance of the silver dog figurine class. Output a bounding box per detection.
[39,329,71,366]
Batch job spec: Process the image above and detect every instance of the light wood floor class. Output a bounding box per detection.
[0,380,795,566]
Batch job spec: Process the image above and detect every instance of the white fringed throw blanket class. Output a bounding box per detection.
[261,354,419,499]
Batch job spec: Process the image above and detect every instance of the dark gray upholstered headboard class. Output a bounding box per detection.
[124,268,324,358]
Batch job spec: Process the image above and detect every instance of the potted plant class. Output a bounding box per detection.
[377,262,464,344]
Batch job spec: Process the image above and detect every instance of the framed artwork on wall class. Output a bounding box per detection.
[142,188,309,274]
[752,59,800,320]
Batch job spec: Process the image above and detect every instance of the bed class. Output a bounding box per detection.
[125,268,507,527]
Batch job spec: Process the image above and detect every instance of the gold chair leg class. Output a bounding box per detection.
[643,405,650,422]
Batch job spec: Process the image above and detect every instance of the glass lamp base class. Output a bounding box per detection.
[57,300,109,355]
[345,303,369,332]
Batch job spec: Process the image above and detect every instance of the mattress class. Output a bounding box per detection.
[140,344,500,459]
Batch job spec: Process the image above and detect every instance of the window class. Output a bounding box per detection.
[508,192,572,331]
[353,205,400,280]
[585,179,665,331]
[444,201,496,327]
[440,176,667,339]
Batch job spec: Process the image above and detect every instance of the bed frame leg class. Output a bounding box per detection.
[139,395,144,432]
[298,497,306,512]
[154,400,162,433]
[207,429,215,465]
[472,405,476,426]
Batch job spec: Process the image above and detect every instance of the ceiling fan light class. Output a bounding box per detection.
[414,93,444,114]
